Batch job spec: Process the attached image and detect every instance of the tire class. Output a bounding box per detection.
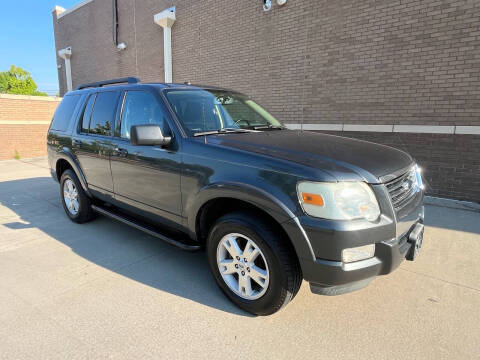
[59,169,96,223]
[207,212,302,316]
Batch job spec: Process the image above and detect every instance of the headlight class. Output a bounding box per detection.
[414,164,424,190]
[297,181,380,221]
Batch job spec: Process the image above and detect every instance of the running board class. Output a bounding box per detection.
[91,205,201,252]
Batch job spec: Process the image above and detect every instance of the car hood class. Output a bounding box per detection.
[206,130,413,183]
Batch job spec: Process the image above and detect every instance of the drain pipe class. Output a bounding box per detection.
[113,0,118,46]
[58,47,73,92]
[154,7,175,83]
[112,0,126,50]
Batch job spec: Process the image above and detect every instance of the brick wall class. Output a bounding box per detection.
[52,0,480,201]
[0,94,60,160]
[322,131,480,202]
[53,0,480,126]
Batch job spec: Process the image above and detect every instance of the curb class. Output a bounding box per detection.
[425,196,480,212]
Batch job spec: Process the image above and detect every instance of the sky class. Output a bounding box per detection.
[0,0,80,95]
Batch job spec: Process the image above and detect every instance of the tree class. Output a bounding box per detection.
[0,65,47,96]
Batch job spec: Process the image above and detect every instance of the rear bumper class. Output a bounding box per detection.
[50,169,58,182]
[287,195,424,295]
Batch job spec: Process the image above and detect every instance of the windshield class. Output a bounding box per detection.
[164,89,283,135]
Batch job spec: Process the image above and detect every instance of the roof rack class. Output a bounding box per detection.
[75,77,140,90]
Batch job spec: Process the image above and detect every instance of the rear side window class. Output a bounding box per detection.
[50,95,81,131]
[89,91,120,136]
[80,94,96,133]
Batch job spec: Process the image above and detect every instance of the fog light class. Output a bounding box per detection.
[342,244,375,263]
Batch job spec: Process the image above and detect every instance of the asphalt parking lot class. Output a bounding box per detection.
[0,157,479,359]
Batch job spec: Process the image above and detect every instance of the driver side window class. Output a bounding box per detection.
[120,91,165,139]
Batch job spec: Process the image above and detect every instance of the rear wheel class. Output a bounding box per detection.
[60,169,96,223]
[207,212,302,315]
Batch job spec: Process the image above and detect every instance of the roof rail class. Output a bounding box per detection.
[75,77,140,90]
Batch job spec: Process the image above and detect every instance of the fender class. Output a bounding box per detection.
[187,182,316,261]
[56,148,93,198]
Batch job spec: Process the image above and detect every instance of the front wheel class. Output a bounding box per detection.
[207,212,302,316]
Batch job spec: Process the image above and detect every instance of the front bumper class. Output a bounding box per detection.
[284,189,424,295]
[305,220,423,295]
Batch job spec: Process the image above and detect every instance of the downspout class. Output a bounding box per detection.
[154,7,176,83]
[58,47,73,92]
[113,0,118,46]
[112,0,126,50]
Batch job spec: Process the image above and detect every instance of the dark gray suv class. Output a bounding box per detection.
[47,77,424,315]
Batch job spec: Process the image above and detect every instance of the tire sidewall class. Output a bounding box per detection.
[60,169,85,222]
[207,215,289,315]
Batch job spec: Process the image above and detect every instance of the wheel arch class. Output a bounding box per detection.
[189,183,315,262]
[55,149,92,198]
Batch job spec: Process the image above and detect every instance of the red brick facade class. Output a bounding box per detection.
[51,0,480,201]
[323,131,480,202]
[0,94,60,160]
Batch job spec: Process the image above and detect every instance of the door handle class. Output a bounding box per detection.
[72,139,82,147]
[114,147,128,157]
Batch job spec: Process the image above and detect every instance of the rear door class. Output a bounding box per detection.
[110,89,182,225]
[72,90,121,201]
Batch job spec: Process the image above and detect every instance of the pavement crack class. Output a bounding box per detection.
[400,268,480,293]
[18,158,50,170]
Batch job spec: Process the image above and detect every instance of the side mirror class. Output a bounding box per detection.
[130,125,171,147]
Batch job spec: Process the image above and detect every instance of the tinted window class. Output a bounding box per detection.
[50,95,81,131]
[80,93,96,133]
[120,91,165,139]
[164,89,282,134]
[89,91,119,136]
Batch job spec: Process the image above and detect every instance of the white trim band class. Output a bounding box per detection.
[456,126,480,135]
[393,125,454,134]
[287,123,343,131]
[284,123,480,135]
[344,124,393,132]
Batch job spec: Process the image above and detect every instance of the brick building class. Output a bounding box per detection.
[52,0,480,201]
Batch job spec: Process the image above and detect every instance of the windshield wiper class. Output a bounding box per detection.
[193,130,222,137]
[193,128,254,137]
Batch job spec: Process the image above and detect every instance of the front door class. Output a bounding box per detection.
[72,91,120,201]
[110,90,182,225]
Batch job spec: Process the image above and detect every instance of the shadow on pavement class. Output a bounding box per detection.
[3,177,478,317]
[0,177,252,317]
[424,203,480,235]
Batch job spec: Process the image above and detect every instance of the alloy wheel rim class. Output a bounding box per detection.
[216,233,270,300]
[63,179,79,215]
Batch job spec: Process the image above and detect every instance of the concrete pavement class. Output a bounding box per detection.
[0,157,479,359]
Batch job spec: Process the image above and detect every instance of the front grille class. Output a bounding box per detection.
[385,167,417,211]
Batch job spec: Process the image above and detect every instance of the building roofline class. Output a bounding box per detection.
[54,0,93,19]
[52,5,65,14]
